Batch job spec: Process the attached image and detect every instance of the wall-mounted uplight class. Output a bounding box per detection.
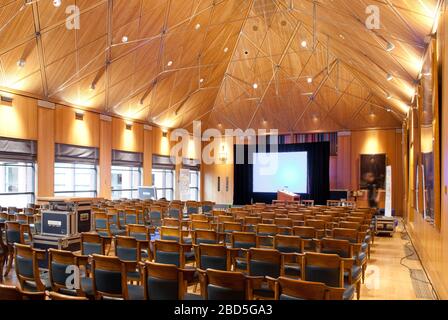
[125,121,133,130]
[162,131,168,138]
[0,95,13,107]
[75,110,84,121]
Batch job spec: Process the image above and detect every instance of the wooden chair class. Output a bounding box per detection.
[148,206,163,228]
[190,214,208,222]
[126,224,153,241]
[191,220,213,231]
[153,240,192,268]
[230,232,257,272]
[47,248,92,297]
[274,218,293,234]
[168,203,183,220]
[201,201,215,215]
[0,284,46,300]
[80,233,109,257]
[91,254,144,300]
[247,248,283,299]
[256,224,278,247]
[301,252,355,300]
[0,222,7,281]
[304,219,326,238]
[4,222,31,277]
[141,261,201,300]
[192,230,220,245]
[196,244,230,272]
[301,200,315,207]
[222,222,243,243]
[162,218,181,228]
[201,269,249,300]
[272,277,344,300]
[115,236,146,281]
[14,243,49,292]
[274,235,304,277]
[159,226,191,245]
[46,291,89,300]
[243,216,262,232]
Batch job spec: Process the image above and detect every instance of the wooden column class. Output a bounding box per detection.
[37,106,55,197]
[143,127,153,186]
[99,117,112,199]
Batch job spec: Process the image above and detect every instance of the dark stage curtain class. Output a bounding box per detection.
[233,142,330,205]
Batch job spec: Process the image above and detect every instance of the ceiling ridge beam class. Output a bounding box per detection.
[203,0,256,127]
[30,0,49,97]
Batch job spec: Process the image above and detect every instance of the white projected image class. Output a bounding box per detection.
[253,152,308,193]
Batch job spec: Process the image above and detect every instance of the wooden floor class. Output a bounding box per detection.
[2,219,436,300]
[361,219,436,300]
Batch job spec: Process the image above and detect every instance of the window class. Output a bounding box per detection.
[0,161,35,207]
[189,170,200,201]
[54,163,97,197]
[152,168,175,200]
[111,166,142,200]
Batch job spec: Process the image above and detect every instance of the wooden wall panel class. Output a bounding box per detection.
[112,118,144,152]
[407,7,448,300]
[37,106,54,197]
[54,105,100,147]
[335,134,351,189]
[152,127,171,156]
[0,94,37,140]
[99,119,112,199]
[143,128,153,185]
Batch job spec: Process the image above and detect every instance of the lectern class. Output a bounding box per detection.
[277,190,301,202]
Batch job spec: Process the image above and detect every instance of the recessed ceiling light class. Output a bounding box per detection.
[386,108,391,112]
[301,40,307,48]
[167,60,173,67]
[224,47,229,53]
[53,0,61,7]
[253,83,258,89]
[17,59,26,68]
[199,78,204,83]
[386,94,392,100]
[386,42,395,52]
[386,73,393,81]
[339,34,345,39]
[195,23,201,30]
[121,36,128,43]
[307,77,313,84]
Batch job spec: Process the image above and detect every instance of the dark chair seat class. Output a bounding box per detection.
[253,282,274,298]
[184,293,203,300]
[235,259,247,271]
[110,228,126,236]
[185,250,195,262]
[343,284,355,300]
[127,270,141,281]
[344,265,362,281]
[284,263,301,277]
[127,284,145,300]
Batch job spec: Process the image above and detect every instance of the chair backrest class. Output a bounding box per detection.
[162,218,180,228]
[217,215,234,224]
[223,222,242,233]
[293,226,317,239]
[201,201,214,214]
[332,228,359,243]
[94,212,110,235]
[115,236,139,262]
[153,240,184,268]
[338,221,361,230]
[302,252,344,288]
[275,218,293,228]
[319,238,352,258]
[256,224,278,235]
[205,269,248,300]
[48,249,78,292]
[14,243,46,292]
[197,244,229,271]
[124,209,138,225]
[91,254,126,299]
[243,216,261,225]
[143,262,183,300]
[274,235,304,253]
[193,230,219,245]
[305,219,326,230]
[261,212,275,220]
[247,248,281,278]
[81,233,106,256]
[231,232,257,249]
[5,221,22,245]
[168,204,182,219]
[191,220,212,231]
[0,284,45,300]
[190,214,207,221]
[276,277,328,300]
[126,224,151,241]
[47,291,89,300]
[160,226,186,243]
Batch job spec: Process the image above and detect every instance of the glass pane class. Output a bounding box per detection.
[165,171,173,188]
[54,163,96,195]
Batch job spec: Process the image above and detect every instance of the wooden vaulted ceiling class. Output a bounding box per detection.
[0,0,440,133]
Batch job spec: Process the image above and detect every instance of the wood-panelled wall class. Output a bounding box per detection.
[406,6,448,299]
[0,93,172,199]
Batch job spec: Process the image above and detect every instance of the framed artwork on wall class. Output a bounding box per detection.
[360,154,386,190]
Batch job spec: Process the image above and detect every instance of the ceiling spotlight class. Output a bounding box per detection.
[386,108,391,112]
[121,36,128,43]
[386,94,392,100]
[386,73,393,81]
[224,47,229,53]
[53,0,62,7]
[89,83,96,91]
[253,83,258,89]
[199,78,204,84]
[386,42,395,52]
[307,77,313,84]
[75,110,84,121]
[167,60,173,67]
[339,34,345,40]
[17,59,26,68]
[301,40,307,48]
[195,23,201,30]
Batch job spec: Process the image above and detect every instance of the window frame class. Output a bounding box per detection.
[54,162,98,197]
[111,165,143,200]
[0,161,36,207]
[152,168,175,201]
